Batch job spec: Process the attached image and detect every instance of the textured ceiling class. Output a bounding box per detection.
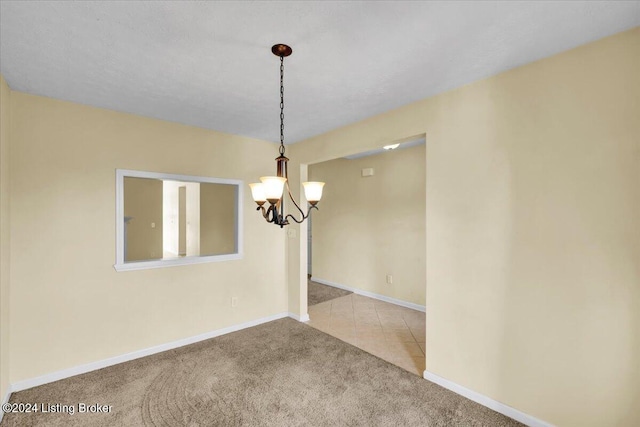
[1,1,638,144]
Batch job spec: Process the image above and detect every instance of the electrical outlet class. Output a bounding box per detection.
[386,275,393,284]
[231,297,238,308]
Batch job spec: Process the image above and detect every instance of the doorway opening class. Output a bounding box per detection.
[303,136,426,375]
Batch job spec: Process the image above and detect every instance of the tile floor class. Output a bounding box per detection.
[307,293,426,376]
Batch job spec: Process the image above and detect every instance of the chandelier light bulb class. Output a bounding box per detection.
[302,182,325,205]
[249,183,267,204]
[260,176,287,203]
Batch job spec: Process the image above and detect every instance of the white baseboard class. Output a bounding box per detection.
[423,370,554,427]
[11,312,290,393]
[1,314,550,427]
[0,384,11,423]
[312,278,426,312]
[289,312,310,322]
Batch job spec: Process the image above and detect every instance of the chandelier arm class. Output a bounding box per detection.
[285,180,307,219]
[274,203,287,227]
[257,205,268,220]
[284,213,306,224]
[271,205,281,224]
[258,204,279,224]
[284,205,318,224]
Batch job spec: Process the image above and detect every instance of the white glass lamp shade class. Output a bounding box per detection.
[249,183,266,204]
[260,176,287,203]
[302,181,325,204]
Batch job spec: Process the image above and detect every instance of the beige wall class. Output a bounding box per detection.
[289,29,640,426]
[123,177,163,261]
[200,183,236,256]
[0,76,11,400]
[0,27,637,427]
[309,144,426,305]
[8,91,287,383]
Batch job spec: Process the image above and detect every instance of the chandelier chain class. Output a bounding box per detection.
[251,44,322,228]
[279,55,285,155]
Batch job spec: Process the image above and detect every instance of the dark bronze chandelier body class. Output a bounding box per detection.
[249,44,324,228]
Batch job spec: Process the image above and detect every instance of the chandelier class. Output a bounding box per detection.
[249,44,325,228]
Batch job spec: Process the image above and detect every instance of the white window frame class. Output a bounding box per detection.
[114,169,243,272]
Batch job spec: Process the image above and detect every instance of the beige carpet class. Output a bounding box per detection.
[2,319,522,426]
[307,280,352,306]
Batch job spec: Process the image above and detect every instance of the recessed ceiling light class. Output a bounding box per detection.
[383,143,400,150]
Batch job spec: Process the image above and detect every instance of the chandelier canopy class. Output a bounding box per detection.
[249,44,325,228]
